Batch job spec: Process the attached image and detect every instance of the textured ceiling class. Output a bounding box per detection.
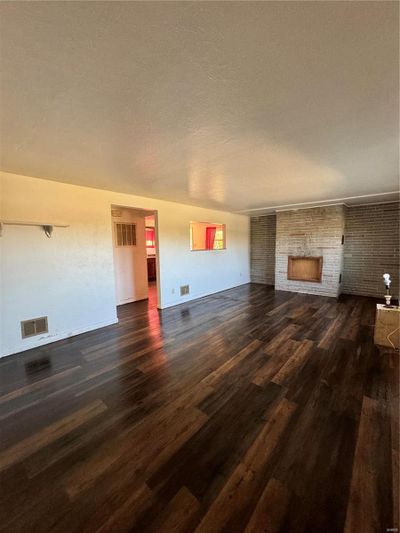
[0,1,398,213]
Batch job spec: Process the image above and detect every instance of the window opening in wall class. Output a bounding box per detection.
[146,227,155,248]
[213,228,225,250]
[190,222,226,251]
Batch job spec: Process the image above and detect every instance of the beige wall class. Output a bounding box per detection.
[0,171,250,357]
[191,222,208,251]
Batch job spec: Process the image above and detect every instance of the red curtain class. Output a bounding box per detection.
[205,227,216,250]
[146,227,155,247]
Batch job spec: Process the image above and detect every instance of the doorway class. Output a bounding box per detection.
[144,213,158,308]
[111,205,159,310]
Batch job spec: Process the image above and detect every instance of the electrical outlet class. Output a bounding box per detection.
[171,288,175,294]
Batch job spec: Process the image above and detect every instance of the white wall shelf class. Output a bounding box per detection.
[0,220,69,237]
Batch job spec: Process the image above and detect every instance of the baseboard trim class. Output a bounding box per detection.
[274,287,339,298]
[158,280,251,309]
[0,317,119,358]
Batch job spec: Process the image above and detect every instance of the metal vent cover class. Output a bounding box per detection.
[115,223,137,246]
[180,285,190,296]
[21,317,48,339]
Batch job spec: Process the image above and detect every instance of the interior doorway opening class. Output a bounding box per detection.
[111,205,159,311]
[144,213,158,309]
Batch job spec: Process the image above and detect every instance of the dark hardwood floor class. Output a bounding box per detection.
[0,284,398,533]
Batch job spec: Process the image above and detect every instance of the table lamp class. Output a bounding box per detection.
[383,273,392,307]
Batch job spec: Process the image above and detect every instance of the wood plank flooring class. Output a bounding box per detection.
[0,284,398,533]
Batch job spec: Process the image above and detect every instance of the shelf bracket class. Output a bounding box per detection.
[43,225,53,238]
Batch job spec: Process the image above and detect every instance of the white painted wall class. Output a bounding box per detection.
[112,208,148,305]
[0,171,250,357]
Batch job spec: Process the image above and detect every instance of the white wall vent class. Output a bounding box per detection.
[115,223,137,247]
[21,317,48,339]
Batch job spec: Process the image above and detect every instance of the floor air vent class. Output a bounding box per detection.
[21,317,48,339]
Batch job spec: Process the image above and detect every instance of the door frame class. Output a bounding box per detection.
[110,204,161,309]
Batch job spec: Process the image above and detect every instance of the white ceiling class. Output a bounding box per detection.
[0,1,398,214]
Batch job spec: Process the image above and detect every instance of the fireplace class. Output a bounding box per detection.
[287,256,323,283]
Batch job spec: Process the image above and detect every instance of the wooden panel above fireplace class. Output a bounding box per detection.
[287,256,323,283]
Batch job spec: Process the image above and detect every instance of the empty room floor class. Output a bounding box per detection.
[0,284,397,532]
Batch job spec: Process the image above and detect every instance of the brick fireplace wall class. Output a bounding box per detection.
[342,202,399,299]
[250,203,399,299]
[250,215,276,285]
[274,206,345,297]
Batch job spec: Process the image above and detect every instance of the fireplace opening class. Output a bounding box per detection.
[287,256,323,283]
